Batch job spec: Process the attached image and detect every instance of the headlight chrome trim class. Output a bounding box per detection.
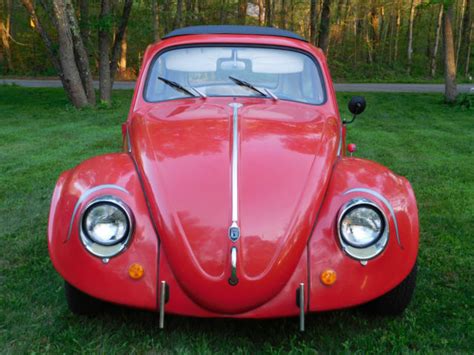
[79,195,134,258]
[337,198,389,260]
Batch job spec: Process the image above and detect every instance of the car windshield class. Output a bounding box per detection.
[144,46,325,105]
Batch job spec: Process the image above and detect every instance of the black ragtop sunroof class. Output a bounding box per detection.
[162,25,307,42]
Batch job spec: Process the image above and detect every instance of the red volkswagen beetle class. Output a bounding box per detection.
[48,26,418,330]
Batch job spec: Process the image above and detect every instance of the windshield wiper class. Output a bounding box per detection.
[228,76,267,97]
[158,76,203,98]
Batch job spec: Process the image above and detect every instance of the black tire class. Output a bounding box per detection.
[64,281,104,315]
[363,261,417,316]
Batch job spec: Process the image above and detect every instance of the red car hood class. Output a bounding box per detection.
[130,97,339,313]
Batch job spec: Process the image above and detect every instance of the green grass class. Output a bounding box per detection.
[0,86,473,353]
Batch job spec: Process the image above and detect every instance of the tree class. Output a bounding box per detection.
[78,0,90,48]
[64,0,95,105]
[429,4,443,77]
[53,0,90,107]
[152,0,160,41]
[258,0,264,25]
[465,23,473,76]
[368,1,380,62]
[238,0,247,24]
[265,0,273,26]
[458,0,472,75]
[309,0,317,45]
[318,0,331,53]
[407,0,419,75]
[443,3,458,103]
[0,0,13,71]
[99,0,133,103]
[109,0,133,86]
[119,31,127,74]
[393,0,402,62]
[174,0,183,28]
[98,0,112,103]
[21,0,132,108]
[279,0,286,29]
[21,0,94,107]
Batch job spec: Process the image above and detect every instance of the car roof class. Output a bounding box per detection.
[162,25,307,42]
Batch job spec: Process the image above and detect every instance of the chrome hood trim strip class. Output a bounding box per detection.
[228,102,243,242]
[343,188,402,248]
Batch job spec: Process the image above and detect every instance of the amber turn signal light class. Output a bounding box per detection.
[320,269,337,286]
[129,263,144,280]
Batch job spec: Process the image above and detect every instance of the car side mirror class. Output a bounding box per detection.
[344,96,366,124]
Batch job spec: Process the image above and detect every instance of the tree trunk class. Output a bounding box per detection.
[443,4,458,103]
[78,0,89,47]
[258,0,264,25]
[238,0,247,24]
[430,4,443,78]
[152,0,160,41]
[289,0,295,31]
[407,0,417,75]
[369,2,380,62]
[310,0,317,45]
[335,0,344,24]
[465,23,473,76]
[185,0,193,26]
[99,0,112,103]
[162,0,171,34]
[456,0,467,68]
[52,0,89,108]
[64,0,95,105]
[174,0,183,28]
[265,0,272,26]
[119,31,127,74]
[0,0,13,71]
[318,0,331,53]
[339,0,351,54]
[109,0,133,87]
[458,0,471,74]
[220,0,228,24]
[394,0,401,62]
[279,0,286,29]
[20,0,74,101]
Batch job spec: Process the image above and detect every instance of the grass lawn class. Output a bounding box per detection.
[0,86,473,353]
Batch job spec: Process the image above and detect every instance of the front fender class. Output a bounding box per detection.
[48,154,159,310]
[309,158,419,311]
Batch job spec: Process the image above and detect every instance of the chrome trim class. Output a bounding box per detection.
[79,195,134,258]
[159,280,166,329]
[126,127,132,153]
[66,184,129,242]
[343,188,402,247]
[299,283,305,332]
[264,88,278,101]
[228,246,239,286]
[193,87,207,98]
[228,102,242,242]
[337,197,389,260]
[337,123,343,156]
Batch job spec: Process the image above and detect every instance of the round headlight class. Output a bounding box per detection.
[80,196,133,258]
[83,202,129,245]
[340,205,384,248]
[337,198,389,260]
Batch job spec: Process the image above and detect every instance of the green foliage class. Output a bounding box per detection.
[0,86,473,352]
[2,0,472,82]
[95,13,115,32]
[454,93,474,109]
